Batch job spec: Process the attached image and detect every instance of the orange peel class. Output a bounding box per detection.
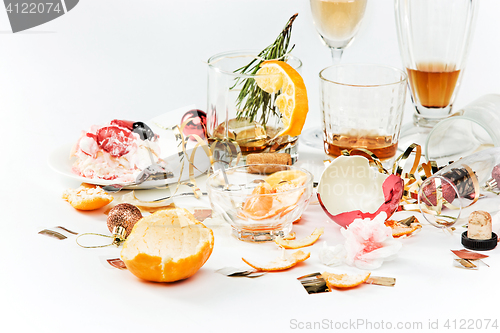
[62,183,113,210]
[239,170,308,221]
[242,250,310,272]
[322,271,371,289]
[385,219,421,238]
[275,227,324,249]
[240,182,274,220]
[264,169,308,189]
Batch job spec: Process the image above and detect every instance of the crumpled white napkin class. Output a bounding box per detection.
[319,212,402,270]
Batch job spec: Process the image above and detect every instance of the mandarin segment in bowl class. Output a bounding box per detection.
[264,169,308,188]
[207,165,313,241]
[240,182,274,220]
[239,169,309,221]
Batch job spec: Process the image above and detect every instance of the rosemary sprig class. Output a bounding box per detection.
[233,14,297,125]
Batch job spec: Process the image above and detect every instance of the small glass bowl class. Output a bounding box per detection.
[207,164,313,242]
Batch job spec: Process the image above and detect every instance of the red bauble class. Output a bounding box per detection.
[421,181,456,206]
[492,164,500,189]
[181,109,207,141]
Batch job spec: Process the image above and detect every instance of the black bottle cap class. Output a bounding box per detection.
[461,231,498,251]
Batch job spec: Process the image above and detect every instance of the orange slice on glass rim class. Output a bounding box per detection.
[255,60,308,137]
[275,227,324,249]
[321,271,371,289]
[242,250,310,272]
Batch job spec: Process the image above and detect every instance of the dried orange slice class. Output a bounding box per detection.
[255,60,308,137]
[242,250,310,272]
[385,219,421,238]
[275,227,324,249]
[62,183,113,210]
[322,271,371,289]
[283,232,296,240]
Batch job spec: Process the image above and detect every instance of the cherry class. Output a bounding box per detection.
[111,119,134,131]
[96,125,133,157]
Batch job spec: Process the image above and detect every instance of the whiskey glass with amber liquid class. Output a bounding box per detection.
[302,0,368,148]
[395,0,479,149]
[320,64,407,166]
[207,51,302,163]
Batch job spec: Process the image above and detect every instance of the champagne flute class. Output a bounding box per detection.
[310,0,367,63]
[303,0,368,147]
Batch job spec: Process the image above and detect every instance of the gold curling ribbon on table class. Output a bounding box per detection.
[391,144,479,221]
[340,143,481,224]
[110,118,242,213]
[340,148,388,174]
[168,121,210,199]
[152,118,241,200]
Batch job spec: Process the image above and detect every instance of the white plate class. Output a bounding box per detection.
[48,106,211,189]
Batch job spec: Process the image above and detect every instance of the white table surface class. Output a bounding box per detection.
[2,1,500,332]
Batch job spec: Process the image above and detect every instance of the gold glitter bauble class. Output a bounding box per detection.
[107,203,142,238]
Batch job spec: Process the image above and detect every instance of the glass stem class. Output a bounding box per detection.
[330,48,344,65]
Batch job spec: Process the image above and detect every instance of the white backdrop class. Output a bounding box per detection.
[1,1,499,332]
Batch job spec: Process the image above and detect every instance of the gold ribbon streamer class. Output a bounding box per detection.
[154,118,216,199]
[154,117,242,200]
[341,143,482,219]
[392,143,421,177]
[340,148,388,174]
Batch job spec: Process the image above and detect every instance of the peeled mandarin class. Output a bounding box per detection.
[121,208,214,282]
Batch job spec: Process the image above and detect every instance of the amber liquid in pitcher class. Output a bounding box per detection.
[407,63,461,108]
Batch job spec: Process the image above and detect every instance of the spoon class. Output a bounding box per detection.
[101,165,175,194]
[152,191,208,202]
